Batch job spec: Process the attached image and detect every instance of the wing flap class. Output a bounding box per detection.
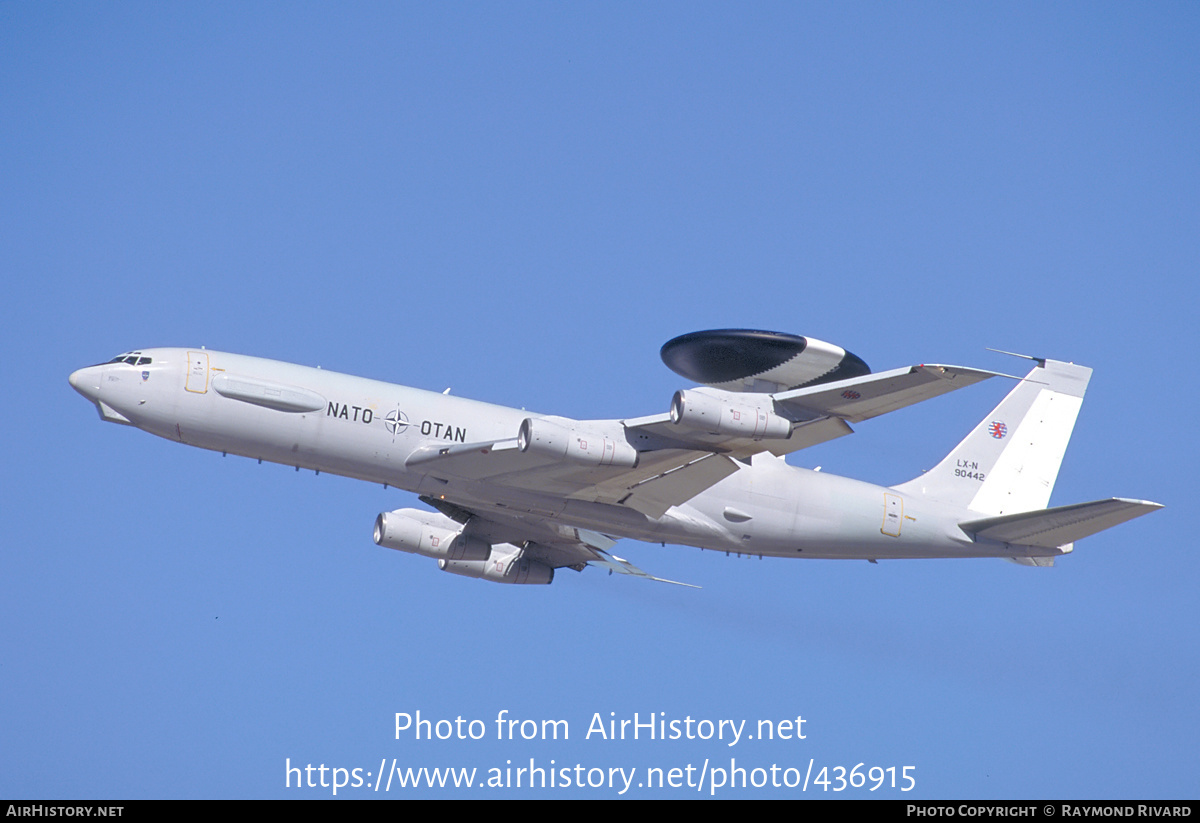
[615,453,740,519]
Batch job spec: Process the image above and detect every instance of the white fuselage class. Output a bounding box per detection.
[69,348,1032,564]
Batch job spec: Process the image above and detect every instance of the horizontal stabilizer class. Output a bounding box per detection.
[960,498,1162,549]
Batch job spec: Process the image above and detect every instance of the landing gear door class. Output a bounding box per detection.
[186,351,210,393]
[881,493,903,537]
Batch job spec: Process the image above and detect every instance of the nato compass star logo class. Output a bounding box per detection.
[385,409,410,439]
[989,421,1008,439]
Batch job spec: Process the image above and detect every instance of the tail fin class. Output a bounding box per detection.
[892,359,1091,516]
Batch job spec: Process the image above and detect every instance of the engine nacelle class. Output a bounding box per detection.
[517,416,638,468]
[439,548,554,585]
[670,388,791,440]
[373,509,491,562]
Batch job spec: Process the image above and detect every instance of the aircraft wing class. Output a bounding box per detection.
[626,364,1000,458]
[408,439,741,518]
[419,495,697,586]
[623,412,854,459]
[407,363,999,519]
[771,364,1001,423]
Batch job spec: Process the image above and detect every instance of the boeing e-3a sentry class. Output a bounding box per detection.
[68,330,1160,586]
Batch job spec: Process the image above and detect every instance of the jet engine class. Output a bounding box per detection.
[373,509,491,561]
[439,549,554,585]
[517,416,638,468]
[670,388,791,440]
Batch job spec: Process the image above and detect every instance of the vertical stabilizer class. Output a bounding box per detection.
[892,359,1091,516]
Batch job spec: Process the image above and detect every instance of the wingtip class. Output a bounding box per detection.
[985,347,1047,367]
[652,576,702,589]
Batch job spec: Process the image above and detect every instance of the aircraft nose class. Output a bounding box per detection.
[69,366,102,400]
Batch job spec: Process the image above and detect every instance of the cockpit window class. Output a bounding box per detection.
[108,352,151,366]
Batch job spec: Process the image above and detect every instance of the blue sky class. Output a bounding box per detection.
[2,3,1196,798]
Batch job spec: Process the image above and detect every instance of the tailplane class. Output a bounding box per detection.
[893,358,1090,516]
[959,498,1163,548]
